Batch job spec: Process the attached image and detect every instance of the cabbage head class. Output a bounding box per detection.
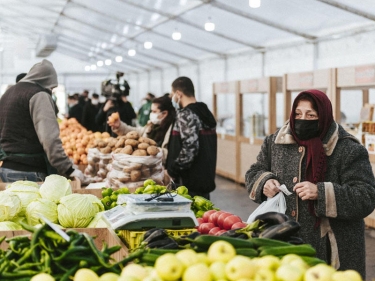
[0,221,23,230]
[0,191,22,221]
[87,211,107,228]
[84,194,105,213]
[39,175,72,203]
[57,194,97,228]
[6,182,41,216]
[26,198,58,226]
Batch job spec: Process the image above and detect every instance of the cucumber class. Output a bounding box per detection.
[250,237,292,248]
[300,256,326,266]
[139,253,160,264]
[235,248,259,257]
[146,248,180,255]
[259,244,316,257]
[192,235,255,249]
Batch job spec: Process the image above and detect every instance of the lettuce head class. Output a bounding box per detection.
[26,198,58,226]
[39,175,72,203]
[0,221,23,230]
[6,182,41,216]
[0,191,22,221]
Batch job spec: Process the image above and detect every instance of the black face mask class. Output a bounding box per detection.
[294,119,319,140]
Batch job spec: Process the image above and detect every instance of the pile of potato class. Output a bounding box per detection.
[59,118,110,165]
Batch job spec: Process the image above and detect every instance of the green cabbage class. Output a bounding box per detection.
[6,182,41,216]
[0,221,23,230]
[84,194,105,213]
[87,211,107,228]
[0,191,22,221]
[57,194,98,228]
[39,175,72,203]
[26,198,58,226]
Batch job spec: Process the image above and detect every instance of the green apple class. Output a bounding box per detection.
[225,255,256,281]
[99,273,120,281]
[176,249,200,268]
[332,270,362,281]
[155,253,184,281]
[207,240,236,263]
[121,264,148,280]
[256,255,280,271]
[304,264,336,281]
[183,263,211,281]
[74,268,99,281]
[280,254,304,265]
[117,277,140,281]
[254,268,275,281]
[209,261,227,280]
[197,252,210,265]
[31,273,55,281]
[275,264,304,281]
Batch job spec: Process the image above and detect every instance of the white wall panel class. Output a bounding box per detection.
[227,53,263,81]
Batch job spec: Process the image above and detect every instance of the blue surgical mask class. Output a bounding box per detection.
[172,95,180,110]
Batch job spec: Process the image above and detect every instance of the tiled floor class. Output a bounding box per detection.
[211,175,375,281]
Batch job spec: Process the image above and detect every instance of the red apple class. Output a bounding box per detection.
[202,210,217,222]
[231,221,248,230]
[208,227,221,235]
[223,215,243,230]
[208,211,226,226]
[217,212,233,229]
[198,222,215,234]
[215,229,227,236]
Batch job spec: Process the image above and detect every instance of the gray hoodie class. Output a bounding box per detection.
[21,60,73,175]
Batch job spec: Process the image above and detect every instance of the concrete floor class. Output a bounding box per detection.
[210,175,375,281]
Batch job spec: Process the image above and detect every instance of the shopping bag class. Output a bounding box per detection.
[247,192,286,223]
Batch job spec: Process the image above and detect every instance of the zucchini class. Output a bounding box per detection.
[192,235,255,249]
[250,237,292,248]
[235,248,258,257]
[259,244,316,257]
[300,256,326,266]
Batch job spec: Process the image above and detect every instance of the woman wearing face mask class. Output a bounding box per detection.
[245,90,375,279]
[108,95,175,165]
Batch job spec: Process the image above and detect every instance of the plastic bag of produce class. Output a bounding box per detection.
[247,192,286,223]
[106,149,164,188]
[84,148,112,182]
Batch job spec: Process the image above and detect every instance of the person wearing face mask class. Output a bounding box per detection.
[137,93,155,126]
[166,77,217,200]
[245,90,375,279]
[81,93,103,132]
[109,95,175,165]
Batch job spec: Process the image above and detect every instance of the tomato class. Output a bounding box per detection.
[197,218,205,225]
[202,210,217,222]
[215,229,227,236]
[198,222,215,234]
[217,212,233,229]
[208,211,226,226]
[231,221,248,230]
[208,227,222,235]
[223,215,242,230]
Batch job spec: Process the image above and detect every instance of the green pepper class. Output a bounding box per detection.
[117,187,130,194]
[143,179,156,187]
[110,201,117,209]
[110,194,118,202]
[101,196,112,210]
[101,187,113,198]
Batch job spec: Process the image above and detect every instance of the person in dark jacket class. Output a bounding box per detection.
[166,76,217,199]
[66,95,83,124]
[95,93,136,136]
[0,59,85,182]
[245,89,375,279]
[81,93,103,132]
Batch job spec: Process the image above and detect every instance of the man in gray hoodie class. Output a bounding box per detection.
[0,59,85,182]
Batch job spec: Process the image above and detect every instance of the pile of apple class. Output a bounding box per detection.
[197,210,247,236]
[68,240,362,281]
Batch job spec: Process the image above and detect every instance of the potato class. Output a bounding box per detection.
[138,142,149,150]
[108,138,118,147]
[120,145,133,155]
[115,138,126,148]
[139,137,156,146]
[147,146,159,156]
[141,167,151,178]
[118,174,131,183]
[113,148,122,154]
[132,149,148,156]
[123,163,143,173]
[125,131,139,140]
[112,162,123,171]
[100,146,112,154]
[98,140,107,148]
[130,170,142,182]
[125,139,139,147]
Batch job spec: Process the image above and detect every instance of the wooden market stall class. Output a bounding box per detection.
[237,77,282,183]
[212,81,240,182]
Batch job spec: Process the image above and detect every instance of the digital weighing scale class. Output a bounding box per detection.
[102,194,198,230]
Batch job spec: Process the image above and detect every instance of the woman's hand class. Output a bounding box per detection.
[293,181,318,201]
[263,179,281,198]
[103,100,114,112]
[108,118,120,130]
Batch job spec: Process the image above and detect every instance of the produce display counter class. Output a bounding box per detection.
[238,76,282,184]
[213,81,240,182]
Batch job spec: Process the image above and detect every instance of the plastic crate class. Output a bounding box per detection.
[118,228,197,250]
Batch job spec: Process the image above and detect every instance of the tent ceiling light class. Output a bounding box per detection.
[128,49,136,56]
[172,30,181,40]
[105,59,112,65]
[84,66,90,71]
[249,0,261,8]
[144,41,153,49]
[205,18,215,32]
[97,60,104,67]
[101,43,107,49]
[115,56,123,62]
[90,64,97,70]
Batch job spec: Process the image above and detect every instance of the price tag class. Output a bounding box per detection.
[40,215,70,242]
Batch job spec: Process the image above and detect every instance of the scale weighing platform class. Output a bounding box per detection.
[102,194,198,230]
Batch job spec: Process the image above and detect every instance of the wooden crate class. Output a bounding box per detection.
[365,209,375,229]
[0,227,128,261]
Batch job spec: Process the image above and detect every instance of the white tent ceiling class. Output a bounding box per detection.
[1,0,375,73]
